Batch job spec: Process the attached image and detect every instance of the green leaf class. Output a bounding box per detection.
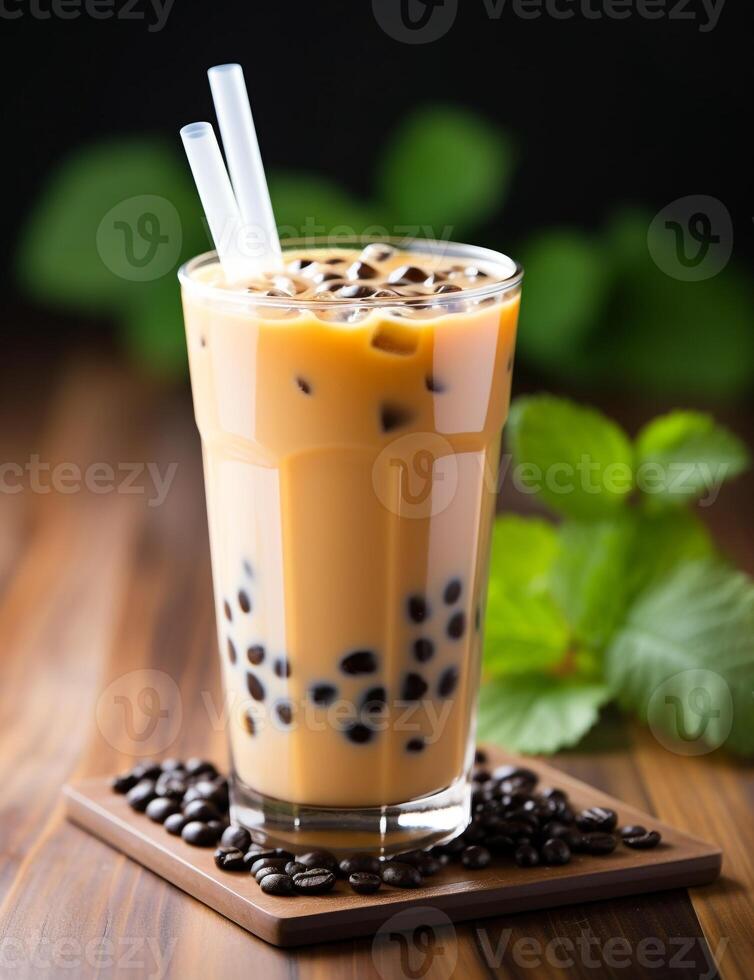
[15,138,206,314]
[516,231,611,370]
[635,411,749,505]
[625,508,714,602]
[486,515,560,596]
[484,588,571,677]
[506,395,634,519]
[376,106,514,235]
[120,277,187,377]
[550,519,634,650]
[477,674,610,754]
[268,172,386,239]
[606,560,754,756]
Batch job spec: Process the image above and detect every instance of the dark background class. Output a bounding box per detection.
[2,0,751,287]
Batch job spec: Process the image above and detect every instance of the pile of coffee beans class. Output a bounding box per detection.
[112,752,662,898]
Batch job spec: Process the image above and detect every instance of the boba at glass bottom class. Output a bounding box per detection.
[229,769,472,857]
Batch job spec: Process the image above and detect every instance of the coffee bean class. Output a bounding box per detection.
[146,797,180,823]
[285,861,307,877]
[444,579,462,604]
[402,673,428,700]
[388,265,427,285]
[339,853,381,876]
[297,850,338,871]
[541,838,571,865]
[252,858,289,880]
[344,722,373,744]
[623,830,661,850]
[336,284,376,299]
[296,376,312,395]
[292,869,337,894]
[540,787,569,804]
[407,595,429,623]
[252,848,293,863]
[131,761,161,781]
[159,758,184,773]
[361,686,387,713]
[155,772,187,800]
[181,821,218,847]
[349,872,381,894]
[208,819,227,838]
[185,758,218,779]
[438,667,459,698]
[447,611,466,639]
[223,600,232,622]
[425,374,447,393]
[261,873,295,896]
[164,813,187,836]
[576,807,617,833]
[461,845,491,870]
[111,772,137,794]
[183,779,225,807]
[380,403,414,433]
[340,650,378,675]
[227,638,237,664]
[183,800,221,823]
[620,825,647,839]
[346,261,378,280]
[381,862,422,888]
[126,780,157,813]
[406,737,425,753]
[273,657,291,678]
[310,683,337,705]
[246,673,265,701]
[221,826,252,852]
[579,832,617,855]
[413,638,434,662]
[247,645,265,666]
[514,843,540,867]
[242,848,264,870]
[214,847,246,871]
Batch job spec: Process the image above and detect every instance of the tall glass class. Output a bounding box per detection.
[179,238,522,854]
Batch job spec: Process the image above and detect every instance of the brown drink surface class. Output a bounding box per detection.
[182,244,520,808]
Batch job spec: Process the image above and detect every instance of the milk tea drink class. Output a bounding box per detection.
[180,239,521,852]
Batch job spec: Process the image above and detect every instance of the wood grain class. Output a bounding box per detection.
[0,353,751,978]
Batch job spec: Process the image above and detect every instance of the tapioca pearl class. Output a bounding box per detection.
[344,722,374,745]
[360,686,387,714]
[287,257,315,272]
[340,650,378,675]
[406,737,426,753]
[295,376,312,395]
[380,403,415,433]
[425,374,447,394]
[238,590,251,614]
[345,260,378,280]
[242,709,256,736]
[311,270,343,286]
[464,266,489,280]
[273,657,291,679]
[438,666,459,698]
[447,611,466,639]
[388,265,427,286]
[275,701,294,726]
[444,579,462,605]
[361,243,395,262]
[413,638,434,663]
[310,683,337,706]
[227,638,237,665]
[247,644,265,666]
[223,600,233,623]
[402,673,428,701]
[407,595,429,623]
[246,673,265,701]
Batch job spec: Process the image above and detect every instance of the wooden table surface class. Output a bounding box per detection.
[0,354,752,979]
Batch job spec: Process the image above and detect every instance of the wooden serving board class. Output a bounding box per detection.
[63,750,722,948]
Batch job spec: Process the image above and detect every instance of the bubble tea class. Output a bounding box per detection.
[179,239,521,853]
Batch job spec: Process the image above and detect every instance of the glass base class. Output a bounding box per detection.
[229,771,472,857]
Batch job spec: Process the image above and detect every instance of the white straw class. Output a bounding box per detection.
[179,121,250,283]
[208,63,282,268]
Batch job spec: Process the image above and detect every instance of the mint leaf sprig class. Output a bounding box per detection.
[479,395,752,756]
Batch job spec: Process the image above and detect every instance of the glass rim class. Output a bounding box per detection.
[178,236,524,312]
